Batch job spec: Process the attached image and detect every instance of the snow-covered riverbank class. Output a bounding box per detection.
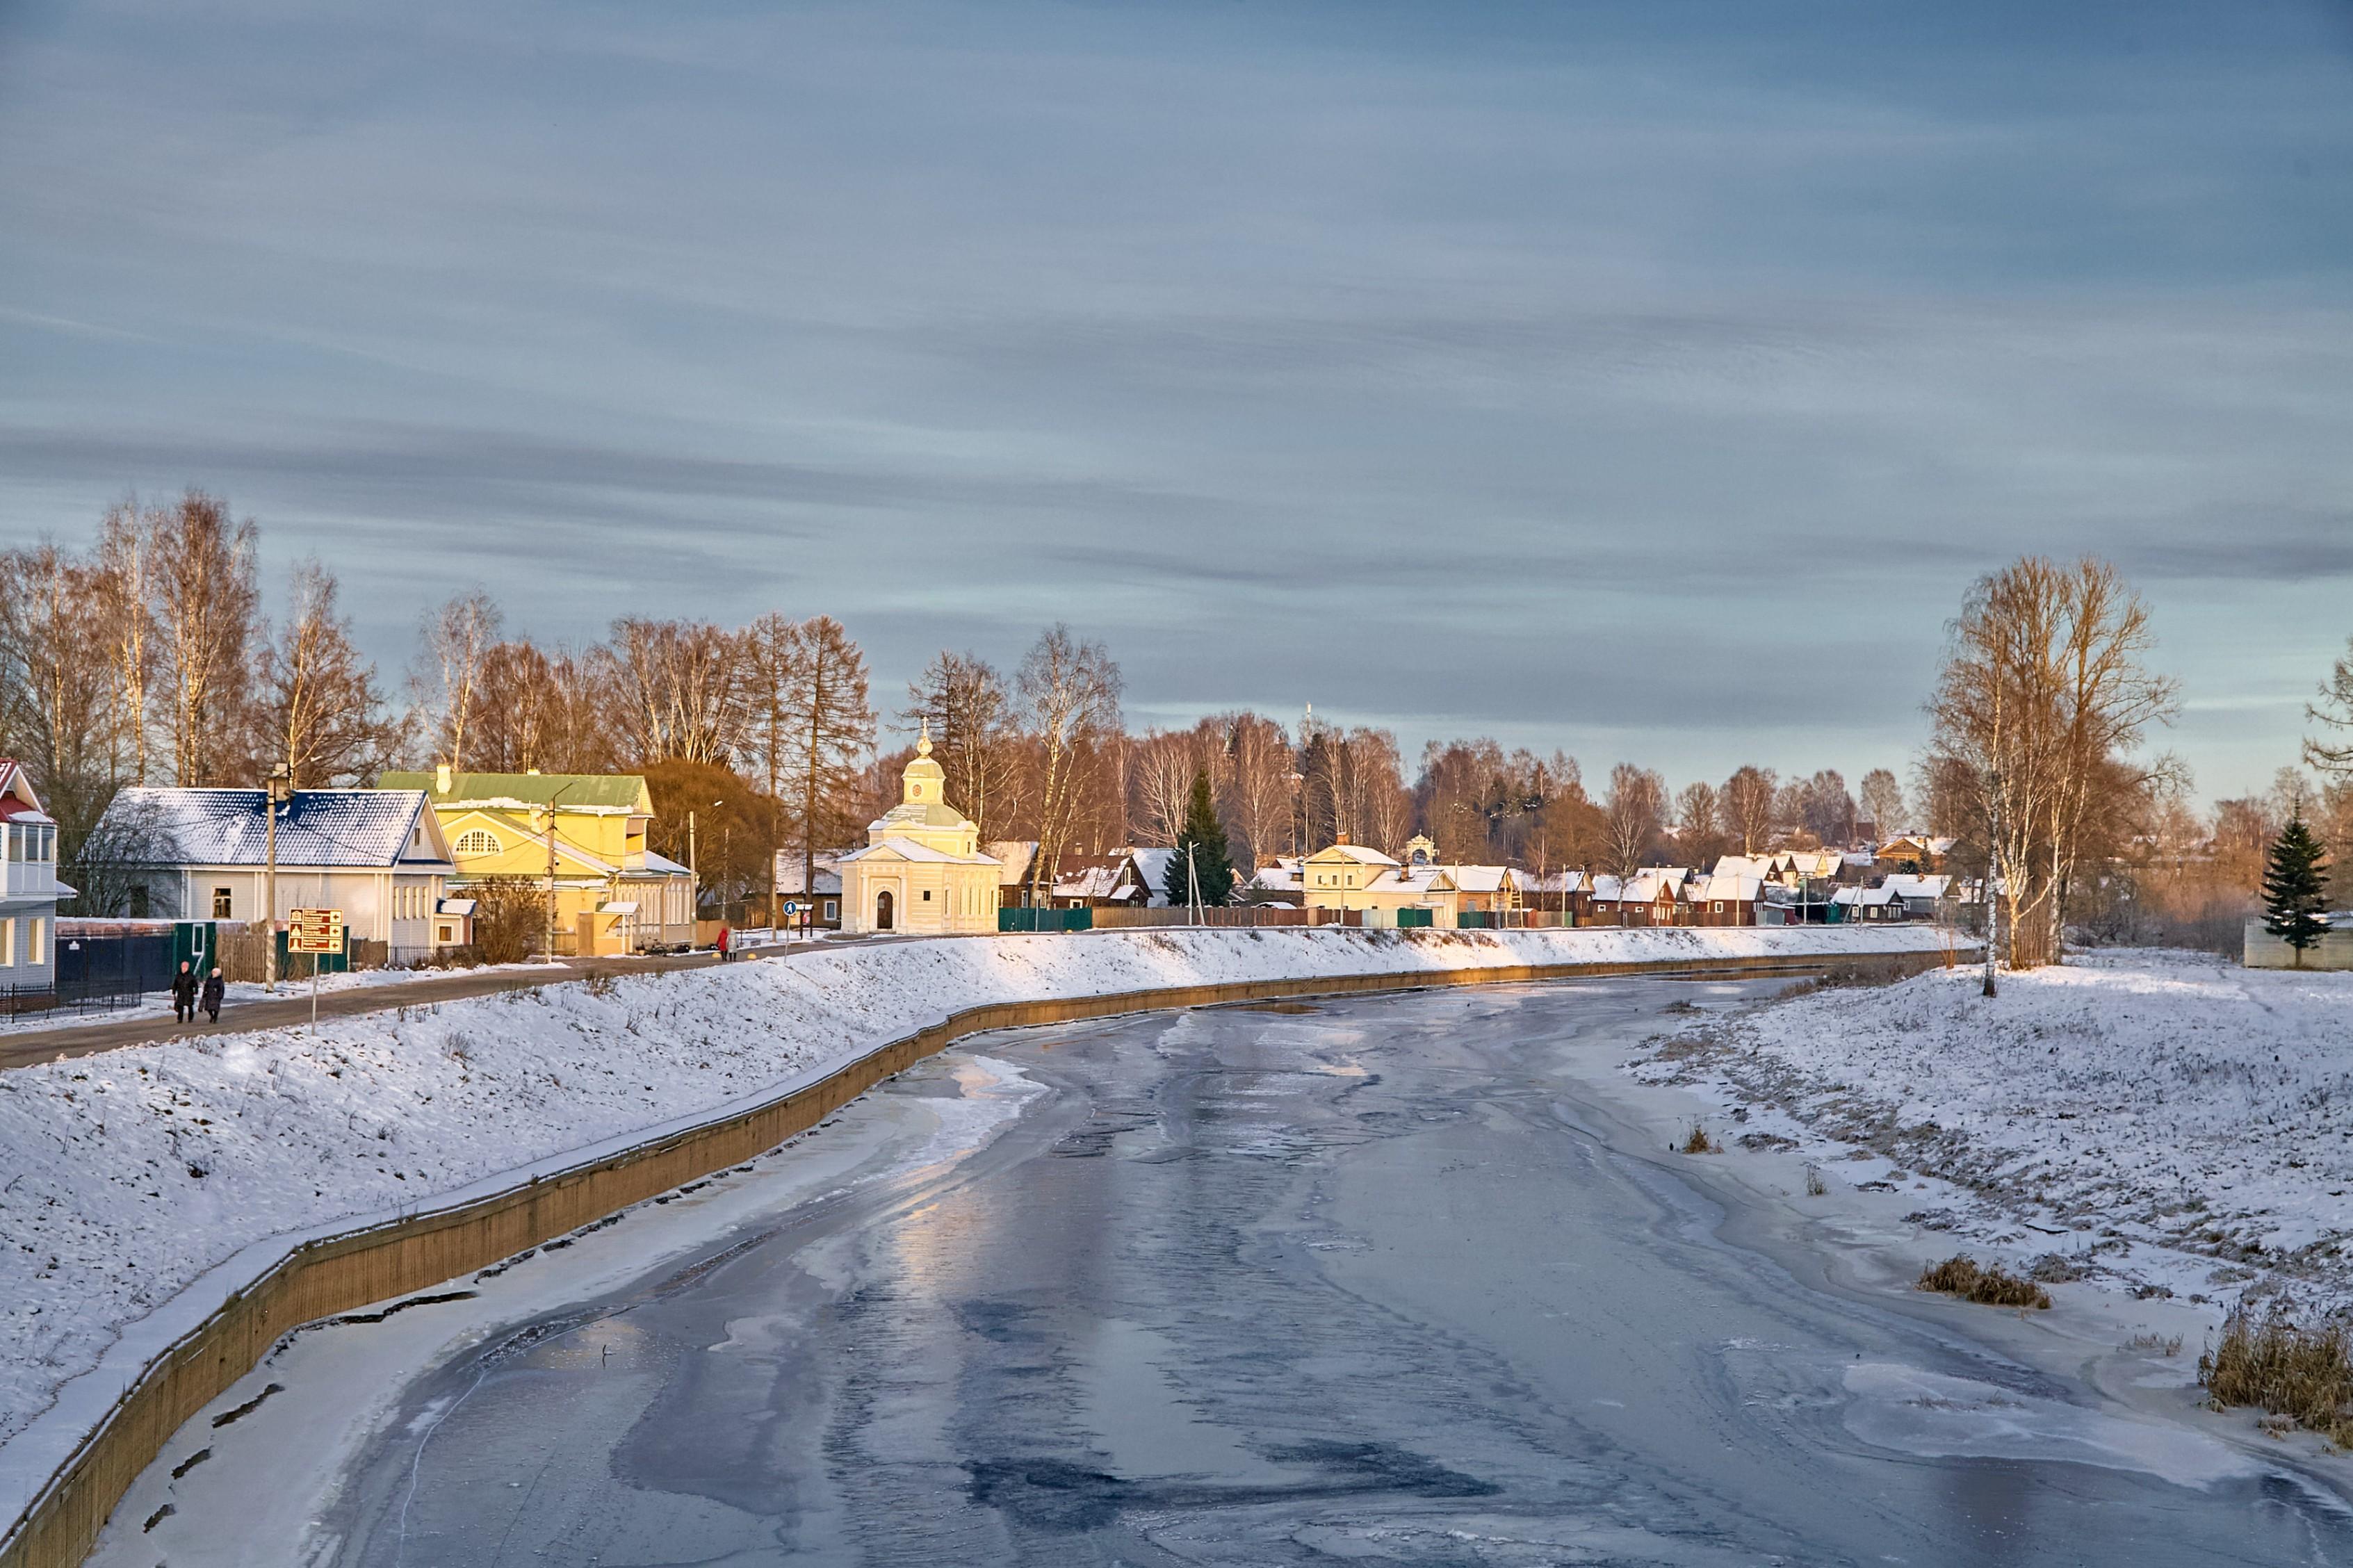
[0,923,1941,1526]
[1631,949,2353,1317]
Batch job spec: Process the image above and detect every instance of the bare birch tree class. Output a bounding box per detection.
[1858,768,1905,839]
[414,589,502,771]
[904,650,1016,842]
[95,503,156,784]
[0,541,119,847]
[149,492,261,786]
[1017,625,1121,904]
[257,560,398,786]
[601,618,749,767]
[1601,763,1666,888]
[1720,765,1777,855]
[1929,556,2176,969]
[1227,712,1297,867]
[2309,635,2353,778]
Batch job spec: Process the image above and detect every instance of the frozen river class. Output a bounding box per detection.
[131,979,2353,1565]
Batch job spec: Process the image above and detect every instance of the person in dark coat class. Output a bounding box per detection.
[200,967,225,1024]
[170,961,197,1024]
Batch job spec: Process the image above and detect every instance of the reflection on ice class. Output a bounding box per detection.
[1841,1362,2263,1490]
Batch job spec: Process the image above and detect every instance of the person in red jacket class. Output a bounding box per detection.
[715,924,731,963]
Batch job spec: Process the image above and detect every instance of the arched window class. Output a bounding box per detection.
[455,830,500,856]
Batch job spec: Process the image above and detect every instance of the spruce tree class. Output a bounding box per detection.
[1166,769,1237,909]
[2262,813,2331,966]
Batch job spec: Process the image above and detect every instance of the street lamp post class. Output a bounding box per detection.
[264,763,291,993]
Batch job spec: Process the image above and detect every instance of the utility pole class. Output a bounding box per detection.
[264,763,291,993]
[1982,767,2001,999]
[542,780,578,964]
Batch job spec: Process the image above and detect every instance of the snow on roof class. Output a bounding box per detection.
[1526,869,1588,893]
[103,787,444,869]
[1694,872,1763,901]
[838,835,998,866]
[0,760,53,824]
[640,850,692,878]
[1444,865,1520,894]
[986,841,1039,885]
[1129,848,1178,906]
[1308,842,1401,867]
[1364,866,1455,895]
[436,898,478,915]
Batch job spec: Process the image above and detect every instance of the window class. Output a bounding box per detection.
[922,888,932,901]
[1,917,14,965]
[455,829,501,856]
[824,900,838,920]
[1713,902,1723,913]
[29,919,44,965]
[129,885,150,919]
[212,887,233,920]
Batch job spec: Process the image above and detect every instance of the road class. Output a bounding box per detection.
[132,979,2349,1567]
[0,942,817,1070]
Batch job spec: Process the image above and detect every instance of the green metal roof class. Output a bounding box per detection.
[381,771,650,812]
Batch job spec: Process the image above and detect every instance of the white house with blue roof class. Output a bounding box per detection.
[92,787,456,964]
[1,760,74,993]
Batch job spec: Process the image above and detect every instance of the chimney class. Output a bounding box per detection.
[434,762,453,794]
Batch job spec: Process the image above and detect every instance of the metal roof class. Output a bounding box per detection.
[101,787,446,869]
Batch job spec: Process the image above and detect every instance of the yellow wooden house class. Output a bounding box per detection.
[380,766,697,955]
[1299,840,1463,926]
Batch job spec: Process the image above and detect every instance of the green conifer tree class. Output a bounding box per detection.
[1166,769,1237,909]
[2262,812,2331,967]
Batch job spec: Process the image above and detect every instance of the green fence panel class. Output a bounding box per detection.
[1397,908,1434,929]
[1455,910,1493,929]
[275,929,352,976]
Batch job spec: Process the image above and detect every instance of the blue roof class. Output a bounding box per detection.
[102,788,446,869]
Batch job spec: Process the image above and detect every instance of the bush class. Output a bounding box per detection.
[1680,1122,1721,1155]
[2201,1312,2353,1445]
[470,877,550,965]
[1916,1254,2051,1309]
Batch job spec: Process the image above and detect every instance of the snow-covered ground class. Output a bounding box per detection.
[0,923,1938,1526]
[0,959,571,1036]
[1631,949,2353,1316]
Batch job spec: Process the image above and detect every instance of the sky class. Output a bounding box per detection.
[3,0,2350,805]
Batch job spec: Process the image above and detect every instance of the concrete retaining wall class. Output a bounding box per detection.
[3,942,1948,1568]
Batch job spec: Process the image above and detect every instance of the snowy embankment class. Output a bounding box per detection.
[0,922,1939,1519]
[1632,949,2353,1314]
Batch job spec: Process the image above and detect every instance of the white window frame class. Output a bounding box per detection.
[213,885,234,920]
[29,918,44,966]
[0,917,13,967]
[455,829,502,856]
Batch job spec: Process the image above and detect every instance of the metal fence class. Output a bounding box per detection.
[3,929,177,1020]
[1003,906,1368,933]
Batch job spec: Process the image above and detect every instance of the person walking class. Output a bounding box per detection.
[200,967,225,1025]
[170,961,197,1024]
[715,924,731,963]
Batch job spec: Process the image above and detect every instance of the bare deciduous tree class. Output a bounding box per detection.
[414,589,502,771]
[0,540,120,851]
[777,616,874,897]
[2309,635,2353,778]
[1675,780,1722,863]
[1130,729,1203,848]
[95,503,157,785]
[1858,768,1905,839]
[257,560,399,786]
[149,492,261,786]
[471,639,605,774]
[1929,556,2178,969]
[601,617,749,767]
[1227,712,1297,867]
[1017,625,1121,904]
[1720,765,1777,855]
[1601,764,1666,889]
[904,651,1016,842]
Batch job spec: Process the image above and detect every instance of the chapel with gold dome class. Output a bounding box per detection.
[836,722,1003,934]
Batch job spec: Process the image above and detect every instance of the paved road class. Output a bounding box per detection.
[0,944,816,1070]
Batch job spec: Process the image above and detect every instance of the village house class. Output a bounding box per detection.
[838,725,1001,935]
[1244,855,1303,903]
[1875,835,1955,874]
[94,786,454,964]
[383,767,697,955]
[1587,867,1691,926]
[1300,841,1463,926]
[1042,851,1155,910]
[1685,865,1764,926]
[1523,869,1591,921]
[0,762,72,994]
[772,852,844,929]
[986,841,1039,907]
